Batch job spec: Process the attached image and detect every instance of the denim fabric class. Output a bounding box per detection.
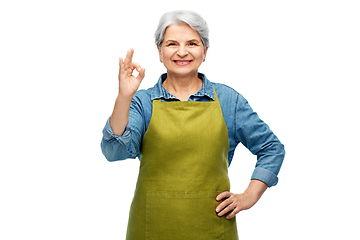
[101,73,285,187]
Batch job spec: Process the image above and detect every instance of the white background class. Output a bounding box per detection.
[1,0,359,239]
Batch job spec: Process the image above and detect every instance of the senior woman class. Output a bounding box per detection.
[101,10,285,240]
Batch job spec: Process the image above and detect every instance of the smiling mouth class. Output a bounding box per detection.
[173,60,192,66]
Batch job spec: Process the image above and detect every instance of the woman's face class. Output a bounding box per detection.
[158,23,208,78]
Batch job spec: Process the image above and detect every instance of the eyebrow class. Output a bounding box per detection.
[164,39,200,43]
[188,39,201,43]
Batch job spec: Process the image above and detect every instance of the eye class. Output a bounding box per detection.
[167,43,176,47]
[189,42,198,46]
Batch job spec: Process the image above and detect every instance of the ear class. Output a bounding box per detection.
[203,47,208,62]
[157,45,163,62]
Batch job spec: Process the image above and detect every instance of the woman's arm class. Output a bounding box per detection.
[100,49,146,161]
[215,93,285,219]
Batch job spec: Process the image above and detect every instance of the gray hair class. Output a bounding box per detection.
[154,10,209,48]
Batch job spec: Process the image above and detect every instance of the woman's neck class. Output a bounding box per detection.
[163,72,203,101]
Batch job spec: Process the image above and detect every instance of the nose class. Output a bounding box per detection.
[177,45,188,57]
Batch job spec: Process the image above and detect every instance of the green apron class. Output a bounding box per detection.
[126,89,239,240]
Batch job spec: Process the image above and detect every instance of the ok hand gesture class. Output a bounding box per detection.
[118,48,145,99]
[110,49,145,136]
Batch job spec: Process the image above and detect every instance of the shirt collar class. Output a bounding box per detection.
[150,73,215,101]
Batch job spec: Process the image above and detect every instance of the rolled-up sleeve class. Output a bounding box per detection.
[235,95,285,187]
[100,94,146,162]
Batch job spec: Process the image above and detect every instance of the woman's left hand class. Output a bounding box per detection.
[215,191,256,219]
[215,180,268,219]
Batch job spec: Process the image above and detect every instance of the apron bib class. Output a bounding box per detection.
[126,89,238,240]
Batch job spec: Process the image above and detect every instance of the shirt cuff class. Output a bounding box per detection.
[102,118,132,145]
[251,167,279,187]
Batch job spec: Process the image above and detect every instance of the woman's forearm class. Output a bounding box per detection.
[109,95,132,136]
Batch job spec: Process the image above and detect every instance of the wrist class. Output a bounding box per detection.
[245,180,268,201]
[117,93,134,102]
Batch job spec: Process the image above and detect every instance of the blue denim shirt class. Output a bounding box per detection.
[101,73,285,187]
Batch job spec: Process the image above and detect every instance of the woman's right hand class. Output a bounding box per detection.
[110,49,145,136]
[118,48,145,99]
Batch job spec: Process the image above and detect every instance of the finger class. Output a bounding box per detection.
[226,207,240,220]
[130,61,145,80]
[119,57,125,75]
[132,61,141,71]
[136,67,146,82]
[216,197,233,213]
[216,191,231,201]
[124,48,134,68]
[217,201,237,217]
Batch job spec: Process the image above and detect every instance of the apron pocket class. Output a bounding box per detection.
[146,191,225,240]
